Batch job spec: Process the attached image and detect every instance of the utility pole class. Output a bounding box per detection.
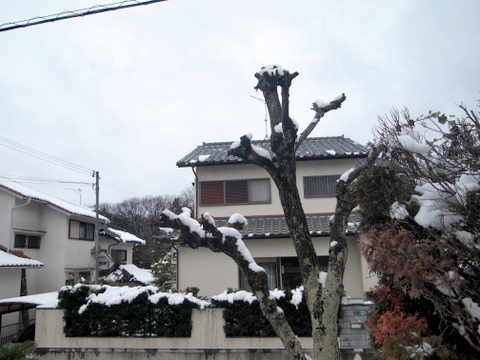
[94,171,100,284]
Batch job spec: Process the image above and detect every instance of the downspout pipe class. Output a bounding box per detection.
[10,197,32,251]
[191,167,198,218]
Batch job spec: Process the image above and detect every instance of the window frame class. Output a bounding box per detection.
[239,256,328,290]
[14,234,41,249]
[111,249,128,264]
[69,220,95,241]
[303,175,341,198]
[200,178,271,206]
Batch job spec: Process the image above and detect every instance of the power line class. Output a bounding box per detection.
[0,0,169,33]
[0,174,92,186]
[0,136,94,176]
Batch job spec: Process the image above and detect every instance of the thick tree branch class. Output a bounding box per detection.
[228,134,278,176]
[255,66,299,154]
[159,210,306,359]
[296,94,347,150]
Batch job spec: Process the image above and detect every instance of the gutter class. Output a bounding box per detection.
[10,197,31,251]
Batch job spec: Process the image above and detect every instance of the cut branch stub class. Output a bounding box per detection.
[254,66,299,92]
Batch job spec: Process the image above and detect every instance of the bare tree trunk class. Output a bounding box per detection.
[162,66,377,360]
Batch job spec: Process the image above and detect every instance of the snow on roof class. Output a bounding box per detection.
[0,250,44,268]
[105,228,146,245]
[177,136,369,167]
[0,291,58,308]
[0,180,109,222]
[120,264,154,284]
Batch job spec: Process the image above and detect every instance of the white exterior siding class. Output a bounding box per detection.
[196,158,358,218]
[178,235,368,299]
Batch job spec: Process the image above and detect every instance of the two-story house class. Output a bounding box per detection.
[0,180,146,297]
[175,136,376,300]
[0,180,147,343]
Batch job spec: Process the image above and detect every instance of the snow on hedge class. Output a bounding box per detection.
[74,285,210,314]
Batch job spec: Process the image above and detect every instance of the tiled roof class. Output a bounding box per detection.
[177,136,369,167]
[214,213,360,239]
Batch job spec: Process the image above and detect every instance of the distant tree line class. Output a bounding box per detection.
[99,187,194,268]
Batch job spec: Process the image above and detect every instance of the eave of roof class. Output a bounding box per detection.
[210,213,360,239]
[101,227,146,245]
[0,249,44,268]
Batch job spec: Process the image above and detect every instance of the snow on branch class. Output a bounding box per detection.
[255,64,299,90]
[228,134,276,171]
[296,94,347,149]
[159,210,265,275]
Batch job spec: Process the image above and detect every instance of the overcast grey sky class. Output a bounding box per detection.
[0,0,479,207]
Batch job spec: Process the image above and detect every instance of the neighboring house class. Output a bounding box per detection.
[0,248,44,344]
[0,180,146,295]
[0,180,146,343]
[175,136,376,300]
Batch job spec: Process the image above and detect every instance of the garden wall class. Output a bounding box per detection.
[34,308,369,360]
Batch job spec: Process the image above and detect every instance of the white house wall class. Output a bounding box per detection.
[195,158,358,218]
[13,200,43,231]
[0,192,15,249]
[177,235,368,300]
[196,164,282,217]
[24,210,69,293]
[0,268,22,299]
[297,159,356,214]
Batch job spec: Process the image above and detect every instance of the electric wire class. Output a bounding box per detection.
[0,136,94,176]
[0,0,168,32]
[0,174,92,186]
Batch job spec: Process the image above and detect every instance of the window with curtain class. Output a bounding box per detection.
[200,178,271,205]
[69,220,95,241]
[239,256,329,290]
[239,261,277,291]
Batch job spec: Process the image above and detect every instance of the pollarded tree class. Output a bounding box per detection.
[160,65,379,360]
[357,105,480,354]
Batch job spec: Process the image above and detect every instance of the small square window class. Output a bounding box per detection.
[27,236,41,249]
[304,175,340,198]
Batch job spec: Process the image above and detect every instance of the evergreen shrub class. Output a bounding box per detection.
[58,285,203,337]
[212,289,311,337]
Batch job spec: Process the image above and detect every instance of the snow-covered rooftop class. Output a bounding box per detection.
[0,250,44,268]
[0,180,110,222]
[121,264,154,284]
[0,180,109,222]
[177,136,369,167]
[103,228,146,245]
[0,291,58,309]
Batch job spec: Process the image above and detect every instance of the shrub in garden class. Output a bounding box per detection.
[212,288,311,337]
[58,284,209,337]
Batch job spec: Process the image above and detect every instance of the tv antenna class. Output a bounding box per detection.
[66,187,83,204]
[250,95,269,139]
